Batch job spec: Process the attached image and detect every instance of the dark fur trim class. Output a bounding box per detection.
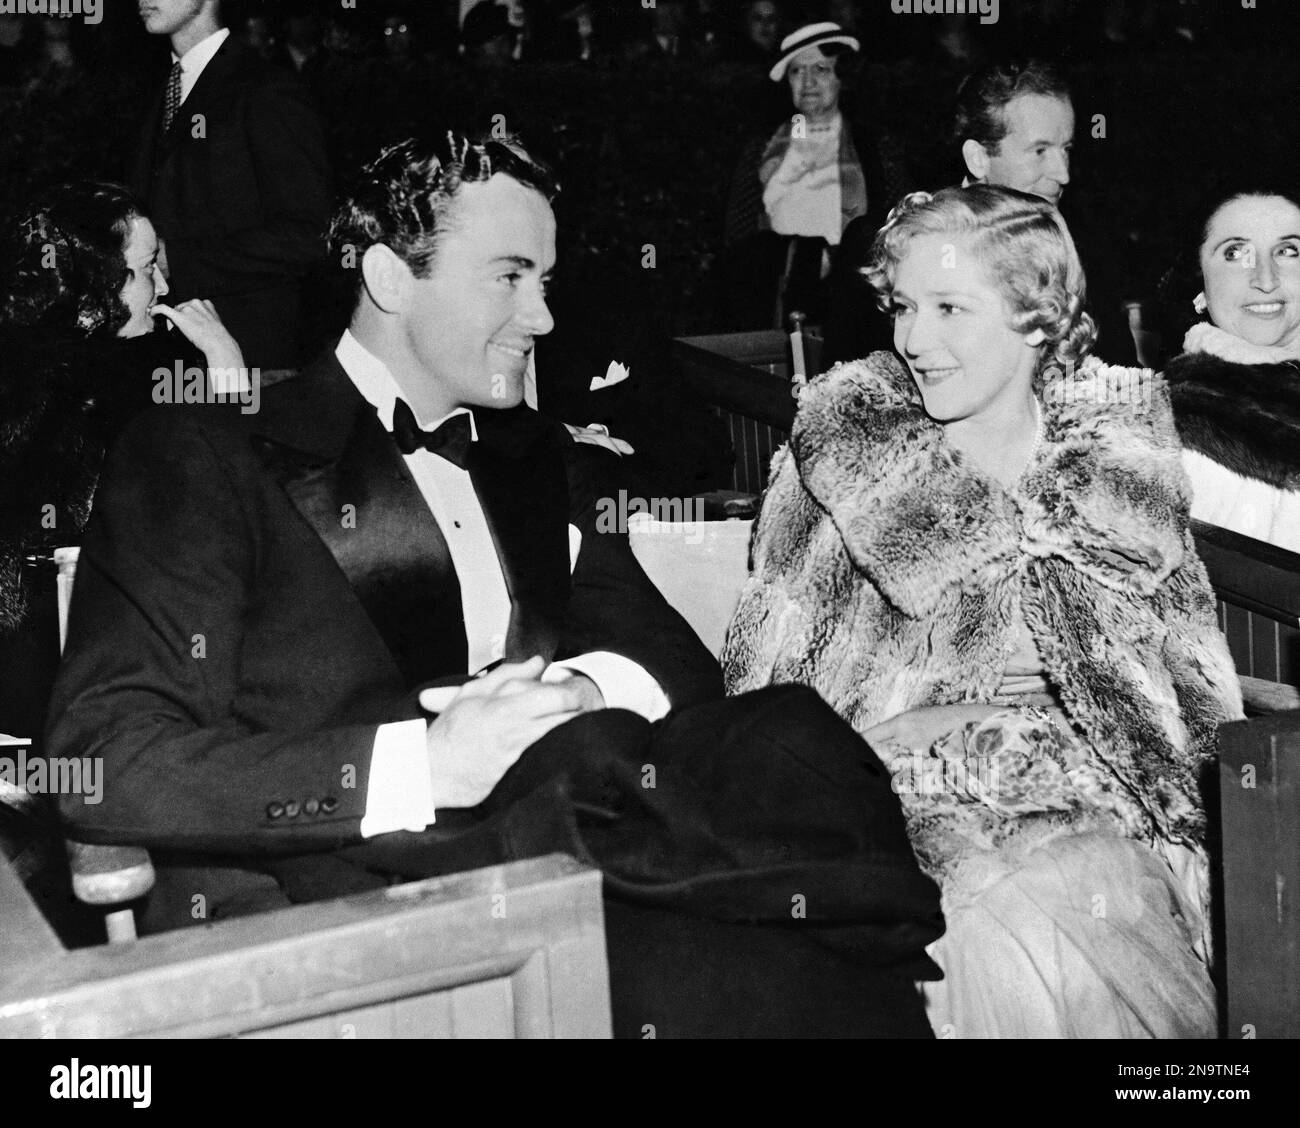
[1166,350,1300,489]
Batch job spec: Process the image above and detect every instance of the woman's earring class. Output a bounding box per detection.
[1193,292,1208,315]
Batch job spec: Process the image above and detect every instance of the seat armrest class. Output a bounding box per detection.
[65,841,155,906]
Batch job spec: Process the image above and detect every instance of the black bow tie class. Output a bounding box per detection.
[391,399,473,469]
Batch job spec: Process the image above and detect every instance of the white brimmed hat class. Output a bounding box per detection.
[768,22,860,82]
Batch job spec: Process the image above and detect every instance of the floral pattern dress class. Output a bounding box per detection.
[874,594,1217,1039]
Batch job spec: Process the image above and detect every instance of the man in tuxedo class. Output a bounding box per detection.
[49,135,942,1038]
[131,0,331,369]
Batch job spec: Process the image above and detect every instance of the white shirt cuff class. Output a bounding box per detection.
[551,651,671,722]
[360,719,437,838]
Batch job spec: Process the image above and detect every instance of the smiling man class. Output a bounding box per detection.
[49,135,942,1038]
[954,59,1074,207]
[953,58,1141,365]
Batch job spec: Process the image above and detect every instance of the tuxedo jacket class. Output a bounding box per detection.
[129,36,332,369]
[48,350,722,868]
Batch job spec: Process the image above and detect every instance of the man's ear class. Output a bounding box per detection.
[360,244,412,315]
[961,139,990,182]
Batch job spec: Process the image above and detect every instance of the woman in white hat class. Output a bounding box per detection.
[718,21,910,334]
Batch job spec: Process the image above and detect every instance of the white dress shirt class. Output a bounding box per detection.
[173,26,230,103]
[335,333,670,837]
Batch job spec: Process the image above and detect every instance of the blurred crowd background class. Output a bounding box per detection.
[2,0,1299,490]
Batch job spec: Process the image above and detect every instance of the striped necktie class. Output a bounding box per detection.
[162,61,183,132]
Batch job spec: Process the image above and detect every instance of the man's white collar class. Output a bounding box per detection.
[335,330,478,439]
[173,26,229,70]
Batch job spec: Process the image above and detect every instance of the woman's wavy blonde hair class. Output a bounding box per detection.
[863,184,1097,370]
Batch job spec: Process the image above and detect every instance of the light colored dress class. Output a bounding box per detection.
[880,601,1217,1039]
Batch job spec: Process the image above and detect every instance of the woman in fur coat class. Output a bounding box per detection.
[1161,182,1300,552]
[1,182,245,739]
[723,186,1244,1038]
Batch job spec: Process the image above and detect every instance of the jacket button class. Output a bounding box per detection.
[304,798,320,817]
[284,800,300,818]
[266,802,285,820]
[320,796,339,814]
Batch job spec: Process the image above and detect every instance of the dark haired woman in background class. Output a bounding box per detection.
[0,181,244,739]
[1161,180,1300,552]
[717,21,909,332]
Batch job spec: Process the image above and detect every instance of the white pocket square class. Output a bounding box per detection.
[590,360,630,392]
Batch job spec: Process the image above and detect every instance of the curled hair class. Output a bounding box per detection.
[863,184,1096,369]
[953,57,1071,151]
[0,181,143,338]
[328,132,559,292]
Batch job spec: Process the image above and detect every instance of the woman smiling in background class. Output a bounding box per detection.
[1163,181,1300,552]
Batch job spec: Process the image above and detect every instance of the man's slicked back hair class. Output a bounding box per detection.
[328,132,559,292]
[953,58,1071,153]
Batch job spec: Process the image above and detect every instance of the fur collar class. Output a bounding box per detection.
[1166,335,1300,490]
[790,352,1188,617]
[1183,320,1300,365]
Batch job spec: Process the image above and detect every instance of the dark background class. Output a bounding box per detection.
[2,0,1299,494]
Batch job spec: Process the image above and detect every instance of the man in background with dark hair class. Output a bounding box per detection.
[954,57,1138,366]
[953,57,1074,207]
[50,133,943,1038]
[827,57,1138,367]
[131,0,331,369]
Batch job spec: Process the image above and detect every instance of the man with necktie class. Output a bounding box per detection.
[131,0,331,369]
[50,134,942,1038]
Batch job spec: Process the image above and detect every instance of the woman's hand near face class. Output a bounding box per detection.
[151,299,245,373]
[862,704,1006,752]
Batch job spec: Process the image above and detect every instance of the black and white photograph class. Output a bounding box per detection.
[0,0,1294,1088]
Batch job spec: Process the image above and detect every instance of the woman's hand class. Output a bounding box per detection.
[862,704,1005,752]
[151,299,245,373]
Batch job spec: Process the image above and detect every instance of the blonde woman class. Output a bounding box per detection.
[723,185,1243,1038]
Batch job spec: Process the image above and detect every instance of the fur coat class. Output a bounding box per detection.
[1166,322,1300,490]
[722,351,1243,847]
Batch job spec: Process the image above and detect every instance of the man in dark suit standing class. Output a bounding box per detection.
[131,0,331,369]
[50,135,942,1038]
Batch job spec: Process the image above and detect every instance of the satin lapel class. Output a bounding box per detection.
[252,366,468,686]
[468,411,571,664]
